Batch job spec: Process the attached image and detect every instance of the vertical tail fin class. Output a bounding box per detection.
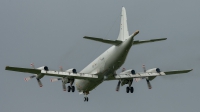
[117,7,129,41]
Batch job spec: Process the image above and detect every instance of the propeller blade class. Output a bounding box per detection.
[59,66,63,71]
[50,78,62,82]
[24,75,36,82]
[134,78,141,82]
[116,80,121,91]
[30,63,35,69]
[146,79,152,89]
[62,83,66,91]
[37,79,43,87]
[142,65,146,72]
[122,68,126,72]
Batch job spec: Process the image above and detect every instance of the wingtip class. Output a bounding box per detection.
[5,66,9,70]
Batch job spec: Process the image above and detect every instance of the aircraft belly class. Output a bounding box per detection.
[75,79,103,92]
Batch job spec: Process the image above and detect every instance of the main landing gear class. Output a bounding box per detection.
[67,85,75,92]
[126,80,134,93]
[126,86,134,93]
[67,79,75,92]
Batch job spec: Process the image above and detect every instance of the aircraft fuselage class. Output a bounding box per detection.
[75,36,133,92]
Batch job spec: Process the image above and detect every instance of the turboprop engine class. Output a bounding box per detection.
[116,69,136,91]
[146,68,161,73]
[121,69,136,75]
[66,68,77,74]
[24,64,49,87]
[144,67,161,89]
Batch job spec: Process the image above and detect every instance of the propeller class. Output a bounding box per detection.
[50,66,67,91]
[116,80,121,91]
[143,65,152,89]
[59,66,63,71]
[62,83,66,91]
[50,78,62,82]
[30,63,35,69]
[24,63,43,87]
[146,79,152,89]
[37,79,43,87]
[142,65,146,72]
[24,75,36,81]
[115,68,126,91]
[24,63,36,82]
[51,77,67,91]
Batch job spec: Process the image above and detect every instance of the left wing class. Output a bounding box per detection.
[115,69,193,79]
[6,66,98,91]
[83,36,122,45]
[5,66,98,79]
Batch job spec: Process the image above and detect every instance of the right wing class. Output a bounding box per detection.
[115,69,193,79]
[133,38,167,45]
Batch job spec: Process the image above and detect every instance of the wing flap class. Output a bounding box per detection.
[83,36,122,45]
[41,70,98,79]
[133,38,167,45]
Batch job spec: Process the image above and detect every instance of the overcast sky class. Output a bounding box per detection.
[0,0,200,112]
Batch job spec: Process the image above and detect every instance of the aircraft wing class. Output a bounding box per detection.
[83,36,122,45]
[5,66,98,79]
[115,69,193,79]
[133,38,167,45]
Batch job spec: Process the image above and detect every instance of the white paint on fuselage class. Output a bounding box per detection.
[75,37,134,92]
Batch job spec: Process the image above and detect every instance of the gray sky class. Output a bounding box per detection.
[0,0,200,112]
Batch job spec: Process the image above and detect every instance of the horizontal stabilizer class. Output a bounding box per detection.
[133,38,167,45]
[115,69,193,79]
[83,36,122,45]
[5,66,98,79]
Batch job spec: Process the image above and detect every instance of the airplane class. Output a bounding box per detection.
[5,7,193,102]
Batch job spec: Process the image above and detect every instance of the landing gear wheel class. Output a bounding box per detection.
[86,97,89,102]
[67,86,71,92]
[126,87,130,93]
[84,97,86,102]
[84,97,89,102]
[130,87,134,93]
[71,86,75,92]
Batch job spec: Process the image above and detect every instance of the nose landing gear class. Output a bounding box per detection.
[83,91,89,102]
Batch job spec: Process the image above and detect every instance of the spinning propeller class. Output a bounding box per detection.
[24,63,43,87]
[116,68,126,91]
[50,66,67,91]
[143,65,152,89]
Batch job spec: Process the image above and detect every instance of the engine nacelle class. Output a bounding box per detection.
[37,66,49,71]
[66,68,77,73]
[146,68,161,73]
[121,69,136,75]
